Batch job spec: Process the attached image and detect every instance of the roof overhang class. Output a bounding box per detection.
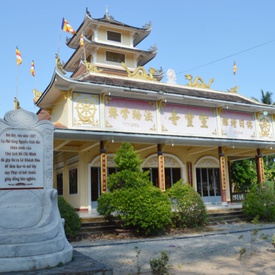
[54,128,275,149]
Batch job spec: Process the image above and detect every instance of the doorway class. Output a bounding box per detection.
[196,167,221,203]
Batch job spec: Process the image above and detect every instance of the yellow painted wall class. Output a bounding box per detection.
[51,93,70,127]
[54,142,232,210]
[98,26,131,46]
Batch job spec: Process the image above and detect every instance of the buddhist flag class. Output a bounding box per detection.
[233,61,237,75]
[16,47,22,65]
[30,60,35,77]
[61,18,76,35]
[80,32,84,47]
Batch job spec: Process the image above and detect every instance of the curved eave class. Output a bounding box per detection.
[66,11,151,49]
[35,69,71,109]
[63,40,157,72]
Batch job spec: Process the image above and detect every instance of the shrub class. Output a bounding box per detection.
[150,251,169,274]
[58,196,82,240]
[98,186,172,236]
[107,142,151,191]
[242,183,275,222]
[166,180,207,228]
[97,142,172,236]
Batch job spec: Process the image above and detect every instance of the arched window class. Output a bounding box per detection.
[142,154,186,189]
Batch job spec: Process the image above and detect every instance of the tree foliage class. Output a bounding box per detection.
[97,142,172,236]
[107,142,151,191]
[242,182,275,222]
[252,89,274,105]
[231,159,257,192]
[58,196,82,240]
[166,180,207,228]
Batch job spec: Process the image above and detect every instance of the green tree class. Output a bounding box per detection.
[97,142,172,236]
[107,142,151,191]
[243,182,275,222]
[231,159,257,192]
[252,89,274,105]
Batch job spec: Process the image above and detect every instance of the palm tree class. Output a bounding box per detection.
[252,90,274,105]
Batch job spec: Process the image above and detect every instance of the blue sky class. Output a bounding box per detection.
[1,0,275,118]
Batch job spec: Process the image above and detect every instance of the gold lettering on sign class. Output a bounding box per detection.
[230,119,237,128]
[222,118,229,126]
[121,108,130,120]
[109,107,118,119]
[169,110,180,125]
[185,112,194,127]
[100,153,107,193]
[239,119,245,128]
[132,109,142,120]
[199,113,209,128]
[219,156,226,190]
[144,110,153,121]
[186,162,193,186]
[158,155,165,192]
[246,121,253,129]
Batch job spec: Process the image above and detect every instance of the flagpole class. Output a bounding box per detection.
[57,29,62,56]
[233,61,238,88]
[34,74,37,90]
[83,45,86,61]
[16,63,18,109]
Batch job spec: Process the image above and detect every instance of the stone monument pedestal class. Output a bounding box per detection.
[0,109,73,273]
[0,189,73,273]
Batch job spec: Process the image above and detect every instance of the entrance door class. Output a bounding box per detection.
[196,168,221,203]
[90,167,117,209]
[91,167,100,209]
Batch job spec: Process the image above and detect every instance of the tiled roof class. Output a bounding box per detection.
[80,74,260,105]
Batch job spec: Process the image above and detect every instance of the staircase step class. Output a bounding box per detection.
[78,208,246,238]
[207,209,247,225]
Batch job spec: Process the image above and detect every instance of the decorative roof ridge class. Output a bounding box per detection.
[85,7,151,31]
[78,72,266,105]
[83,39,157,53]
[51,64,255,103]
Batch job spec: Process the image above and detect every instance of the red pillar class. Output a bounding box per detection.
[100,141,107,193]
[255,148,265,184]
[157,144,165,192]
[218,146,227,203]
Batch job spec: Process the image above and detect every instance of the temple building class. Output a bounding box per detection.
[35,8,275,211]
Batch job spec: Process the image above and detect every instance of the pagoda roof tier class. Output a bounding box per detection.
[63,39,157,72]
[37,67,273,115]
[66,9,152,49]
[70,60,164,81]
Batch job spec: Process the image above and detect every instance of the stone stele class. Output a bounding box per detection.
[0,109,73,273]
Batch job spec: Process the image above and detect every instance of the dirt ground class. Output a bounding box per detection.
[166,249,275,275]
[75,224,275,275]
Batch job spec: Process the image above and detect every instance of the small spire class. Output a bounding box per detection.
[105,5,109,17]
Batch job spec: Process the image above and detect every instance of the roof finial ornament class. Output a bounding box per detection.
[105,5,109,18]
[185,74,214,89]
